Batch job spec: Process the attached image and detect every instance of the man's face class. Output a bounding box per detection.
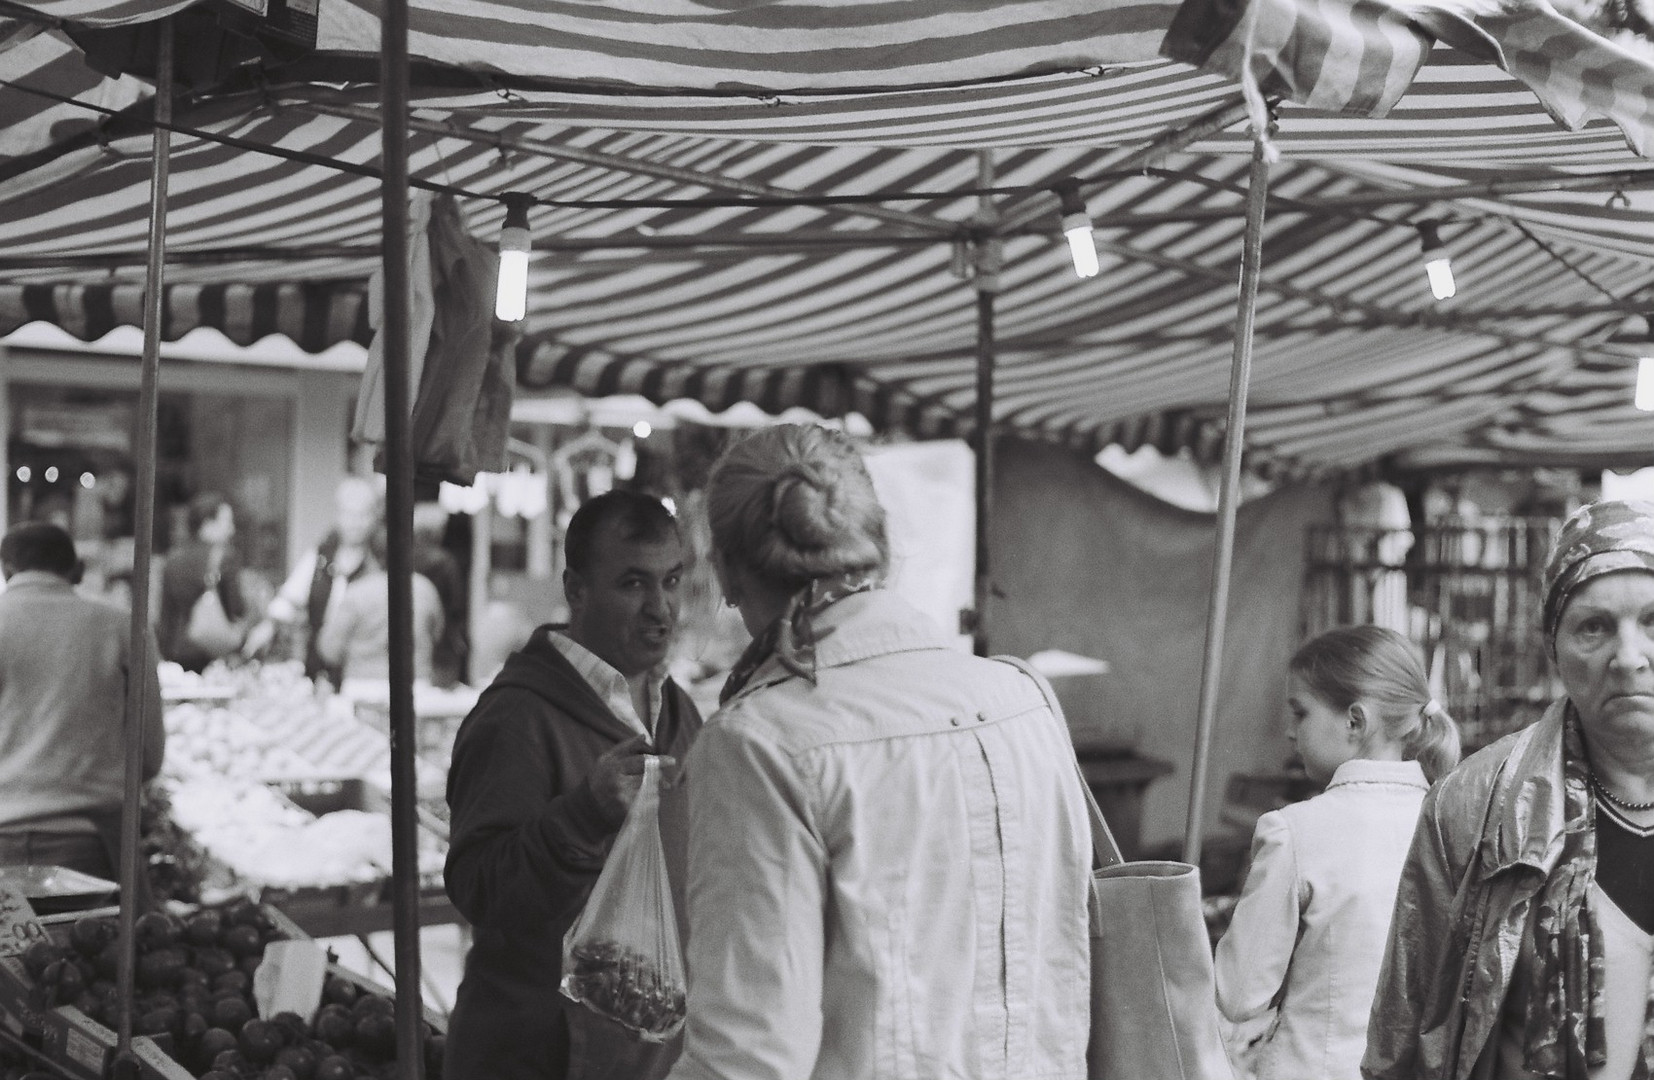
[566,524,684,677]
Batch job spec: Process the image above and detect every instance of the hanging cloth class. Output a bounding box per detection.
[406,194,516,485]
[352,192,436,447]
[354,193,516,485]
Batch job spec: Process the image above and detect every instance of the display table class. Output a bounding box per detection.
[1072,749,1174,861]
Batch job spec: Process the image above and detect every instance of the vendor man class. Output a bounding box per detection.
[444,490,702,1080]
[0,522,164,881]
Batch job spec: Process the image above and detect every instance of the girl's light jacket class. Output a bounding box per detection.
[1215,758,1431,1080]
[666,589,1092,1080]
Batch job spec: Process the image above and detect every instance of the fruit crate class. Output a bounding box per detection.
[0,901,443,1080]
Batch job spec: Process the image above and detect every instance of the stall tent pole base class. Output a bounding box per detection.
[1183,135,1272,868]
[379,1,428,1075]
[113,17,172,1075]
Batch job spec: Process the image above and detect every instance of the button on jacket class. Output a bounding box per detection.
[667,590,1092,1080]
[1215,758,1430,1080]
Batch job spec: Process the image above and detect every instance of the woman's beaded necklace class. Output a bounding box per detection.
[1591,773,1654,812]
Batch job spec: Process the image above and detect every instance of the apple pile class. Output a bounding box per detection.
[17,903,443,1080]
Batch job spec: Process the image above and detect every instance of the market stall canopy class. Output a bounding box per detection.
[2,0,1654,474]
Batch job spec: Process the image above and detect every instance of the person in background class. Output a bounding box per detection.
[1214,625,1460,1080]
[244,475,382,686]
[444,490,703,1080]
[666,424,1092,1080]
[413,501,467,686]
[159,493,247,673]
[315,526,445,689]
[1366,499,1654,1080]
[0,523,164,885]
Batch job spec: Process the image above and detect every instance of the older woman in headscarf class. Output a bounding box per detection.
[1364,499,1654,1080]
[665,424,1093,1080]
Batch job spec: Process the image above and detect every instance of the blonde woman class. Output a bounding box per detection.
[666,424,1092,1080]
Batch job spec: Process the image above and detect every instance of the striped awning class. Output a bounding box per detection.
[0,1,1652,474]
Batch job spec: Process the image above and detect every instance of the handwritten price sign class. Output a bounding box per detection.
[0,886,46,958]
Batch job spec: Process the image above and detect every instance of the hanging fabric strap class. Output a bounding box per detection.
[994,653,1124,870]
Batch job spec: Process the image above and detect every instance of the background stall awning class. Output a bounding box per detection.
[2,0,1654,475]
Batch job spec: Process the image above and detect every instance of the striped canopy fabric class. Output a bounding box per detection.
[0,0,1652,475]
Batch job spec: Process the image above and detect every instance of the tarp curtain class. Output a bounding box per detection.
[988,438,1336,847]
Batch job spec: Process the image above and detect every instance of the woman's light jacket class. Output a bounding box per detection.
[1363,704,1571,1080]
[666,589,1093,1080]
[1216,758,1430,1080]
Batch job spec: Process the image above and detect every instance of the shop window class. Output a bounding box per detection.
[7,383,293,600]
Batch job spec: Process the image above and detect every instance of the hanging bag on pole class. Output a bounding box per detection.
[560,756,687,1042]
[185,549,244,658]
[996,655,1235,1080]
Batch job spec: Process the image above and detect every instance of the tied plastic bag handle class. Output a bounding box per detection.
[560,755,688,1042]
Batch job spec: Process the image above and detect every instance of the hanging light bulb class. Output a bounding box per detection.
[1056,181,1099,279]
[1636,358,1654,412]
[1417,220,1455,301]
[1637,314,1654,412]
[495,194,532,322]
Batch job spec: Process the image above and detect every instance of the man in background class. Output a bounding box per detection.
[412,501,467,686]
[0,522,164,883]
[444,490,702,1080]
[245,475,382,686]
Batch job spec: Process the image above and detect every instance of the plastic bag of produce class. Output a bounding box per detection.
[559,756,686,1042]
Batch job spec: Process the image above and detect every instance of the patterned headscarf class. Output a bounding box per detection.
[1542,499,1654,654]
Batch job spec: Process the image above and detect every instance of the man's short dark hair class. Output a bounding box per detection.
[187,492,230,535]
[563,491,678,578]
[1,522,78,578]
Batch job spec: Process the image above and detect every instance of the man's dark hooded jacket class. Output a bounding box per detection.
[444,626,701,1080]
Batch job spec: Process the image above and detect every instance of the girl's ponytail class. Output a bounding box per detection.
[1407,699,1462,784]
[1292,626,1464,783]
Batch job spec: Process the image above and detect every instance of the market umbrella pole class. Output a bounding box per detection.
[379,1,427,1075]
[1183,135,1271,867]
[972,150,1000,657]
[114,17,172,1070]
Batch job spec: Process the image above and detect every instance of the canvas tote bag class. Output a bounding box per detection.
[186,549,244,658]
[997,656,1234,1080]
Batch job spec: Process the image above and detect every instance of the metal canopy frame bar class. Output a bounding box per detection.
[379,2,428,1076]
[113,17,171,1073]
[1184,136,1271,865]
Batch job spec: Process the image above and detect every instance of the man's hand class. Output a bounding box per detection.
[241,619,277,658]
[589,736,676,822]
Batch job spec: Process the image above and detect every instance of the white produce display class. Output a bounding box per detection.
[157,661,452,898]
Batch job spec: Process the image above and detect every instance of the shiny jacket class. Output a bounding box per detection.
[1216,758,1429,1080]
[666,590,1093,1080]
[1363,705,1570,1080]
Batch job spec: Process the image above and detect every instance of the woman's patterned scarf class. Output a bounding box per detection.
[1523,706,1608,1078]
[720,570,882,704]
[1524,707,1654,1079]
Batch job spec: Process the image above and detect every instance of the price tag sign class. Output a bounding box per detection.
[0,886,47,958]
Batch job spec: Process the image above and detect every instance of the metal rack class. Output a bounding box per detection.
[1301,518,1562,752]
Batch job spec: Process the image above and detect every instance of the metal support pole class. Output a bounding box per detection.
[971,150,1000,658]
[114,19,171,1072]
[1183,135,1271,867]
[380,2,426,1075]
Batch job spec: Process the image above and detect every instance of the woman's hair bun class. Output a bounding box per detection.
[707,424,890,587]
[771,467,843,550]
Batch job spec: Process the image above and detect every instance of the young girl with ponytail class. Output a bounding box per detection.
[1214,625,1462,1080]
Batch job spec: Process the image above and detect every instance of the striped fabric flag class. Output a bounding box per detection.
[1164,0,1654,155]
[1160,0,1436,118]
[1475,5,1654,156]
